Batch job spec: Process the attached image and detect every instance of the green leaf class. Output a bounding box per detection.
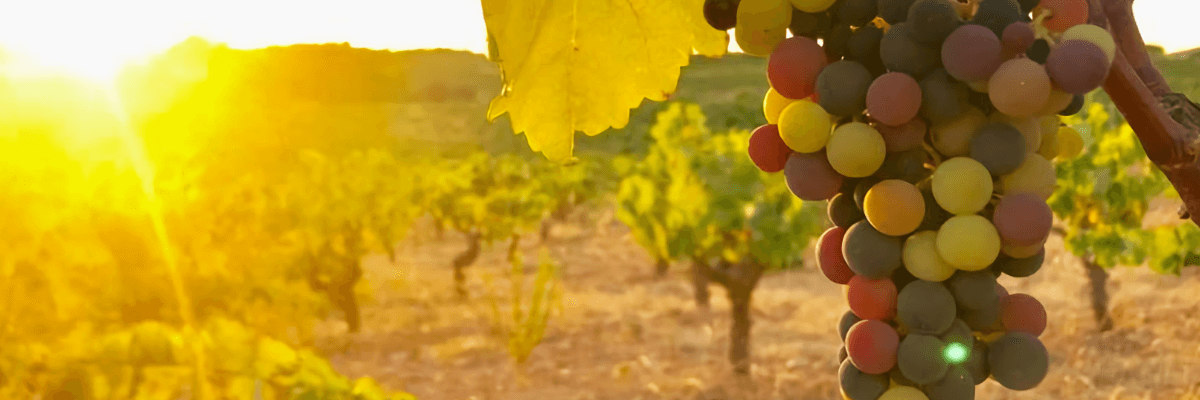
[482,0,725,161]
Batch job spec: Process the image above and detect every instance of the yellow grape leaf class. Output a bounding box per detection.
[483,0,727,161]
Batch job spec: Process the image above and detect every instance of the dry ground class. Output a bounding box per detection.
[312,209,1200,400]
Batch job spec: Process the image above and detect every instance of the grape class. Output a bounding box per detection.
[946,270,999,310]
[748,124,794,172]
[763,88,795,124]
[817,61,874,117]
[1001,293,1047,336]
[879,0,919,23]
[785,151,845,200]
[992,192,1052,246]
[988,58,1051,117]
[819,227,857,284]
[1039,88,1074,116]
[937,215,1002,270]
[1025,38,1050,63]
[1002,22,1036,54]
[854,177,882,210]
[1062,23,1116,64]
[1002,240,1045,258]
[1060,93,1085,116]
[924,366,974,400]
[897,334,949,385]
[903,231,956,282]
[897,280,957,334]
[1039,115,1059,143]
[962,339,989,384]
[931,107,987,157]
[990,112,1042,153]
[938,319,974,349]
[828,122,887,177]
[890,367,919,387]
[969,122,1026,176]
[880,23,942,78]
[840,358,890,400]
[704,0,741,30]
[877,149,929,184]
[844,220,905,278]
[994,250,1044,277]
[972,0,1024,38]
[825,23,855,61]
[960,297,1003,331]
[867,72,923,126]
[792,0,839,13]
[876,119,927,153]
[917,179,953,231]
[848,24,887,75]
[840,310,864,340]
[880,386,929,400]
[864,179,926,236]
[1033,0,1088,32]
[735,0,793,56]
[931,158,993,215]
[1046,40,1109,95]
[778,99,833,152]
[999,153,1055,199]
[769,36,828,99]
[1056,125,1083,158]
[830,192,867,228]
[849,275,900,320]
[919,69,969,125]
[987,333,1049,390]
[941,24,1003,82]
[846,319,901,374]
[837,0,879,27]
[789,7,834,38]
[908,0,964,44]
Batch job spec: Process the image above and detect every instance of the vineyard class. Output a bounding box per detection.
[1,0,1199,399]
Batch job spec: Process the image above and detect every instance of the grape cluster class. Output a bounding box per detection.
[709,0,1105,397]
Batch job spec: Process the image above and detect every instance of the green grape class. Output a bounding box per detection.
[999,153,1055,199]
[840,359,890,400]
[930,157,993,215]
[924,366,975,400]
[936,215,1001,270]
[990,112,1042,153]
[969,122,1026,176]
[897,334,949,385]
[830,192,866,229]
[931,107,986,157]
[1062,23,1116,64]
[817,60,874,117]
[880,23,942,78]
[843,220,904,278]
[920,69,969,125]
[907,0,964,44]
[828,122,887,177]
[946,270,999,310]
[903,231,956,282]
[778,99,833,152]
[897,280,957,334]
[735,0,793,56]
[987,333,1049,390]
[763,88,797,124]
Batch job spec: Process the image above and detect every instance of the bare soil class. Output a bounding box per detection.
[313,208,1200,400]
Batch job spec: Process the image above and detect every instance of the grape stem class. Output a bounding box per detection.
[1090,0,1200,225]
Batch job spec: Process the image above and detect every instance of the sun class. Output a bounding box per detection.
[4,43,151,84]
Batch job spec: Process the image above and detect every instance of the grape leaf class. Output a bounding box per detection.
[482,0,727,161]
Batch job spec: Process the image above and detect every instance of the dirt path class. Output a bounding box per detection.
[313,215,1200,400]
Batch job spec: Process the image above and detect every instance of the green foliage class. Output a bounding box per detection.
[1050,101,1200,274]
[483,246,562,365]
[614,102,826,270]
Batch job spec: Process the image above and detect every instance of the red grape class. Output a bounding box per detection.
[1001,293,1048,336]
[942,24,1003,82]
[867,72,923,127]
[848,275,898,320]
[1046,39,1110,95]
[748,124,793,172]
[845,319,900,374]
[818,227,855,284]
[993,193,1053,246]
[768,36,828,99]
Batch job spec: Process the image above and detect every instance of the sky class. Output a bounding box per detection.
[0,0,1196,77]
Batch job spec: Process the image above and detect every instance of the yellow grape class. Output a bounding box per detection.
[828,122,887,177]
[779,99,833,152]
[764,88,797,124]
[990,112,1042,153]
[932,107,987,157]
[1062,24,1116,64]
[736,0,792,56]
[1057,126,1084,159]
[989,58,1051,118]
[1003,239,1045,258]
[931,157,993,215]
[865,179,925,236]
[936,215,1001,271]
[791,0,838,13]
[879,386,928,400]
[1039,88,1074,116]
[1038,121,1060,160]
[903,231,956,282]
[1000,153,1056,199]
